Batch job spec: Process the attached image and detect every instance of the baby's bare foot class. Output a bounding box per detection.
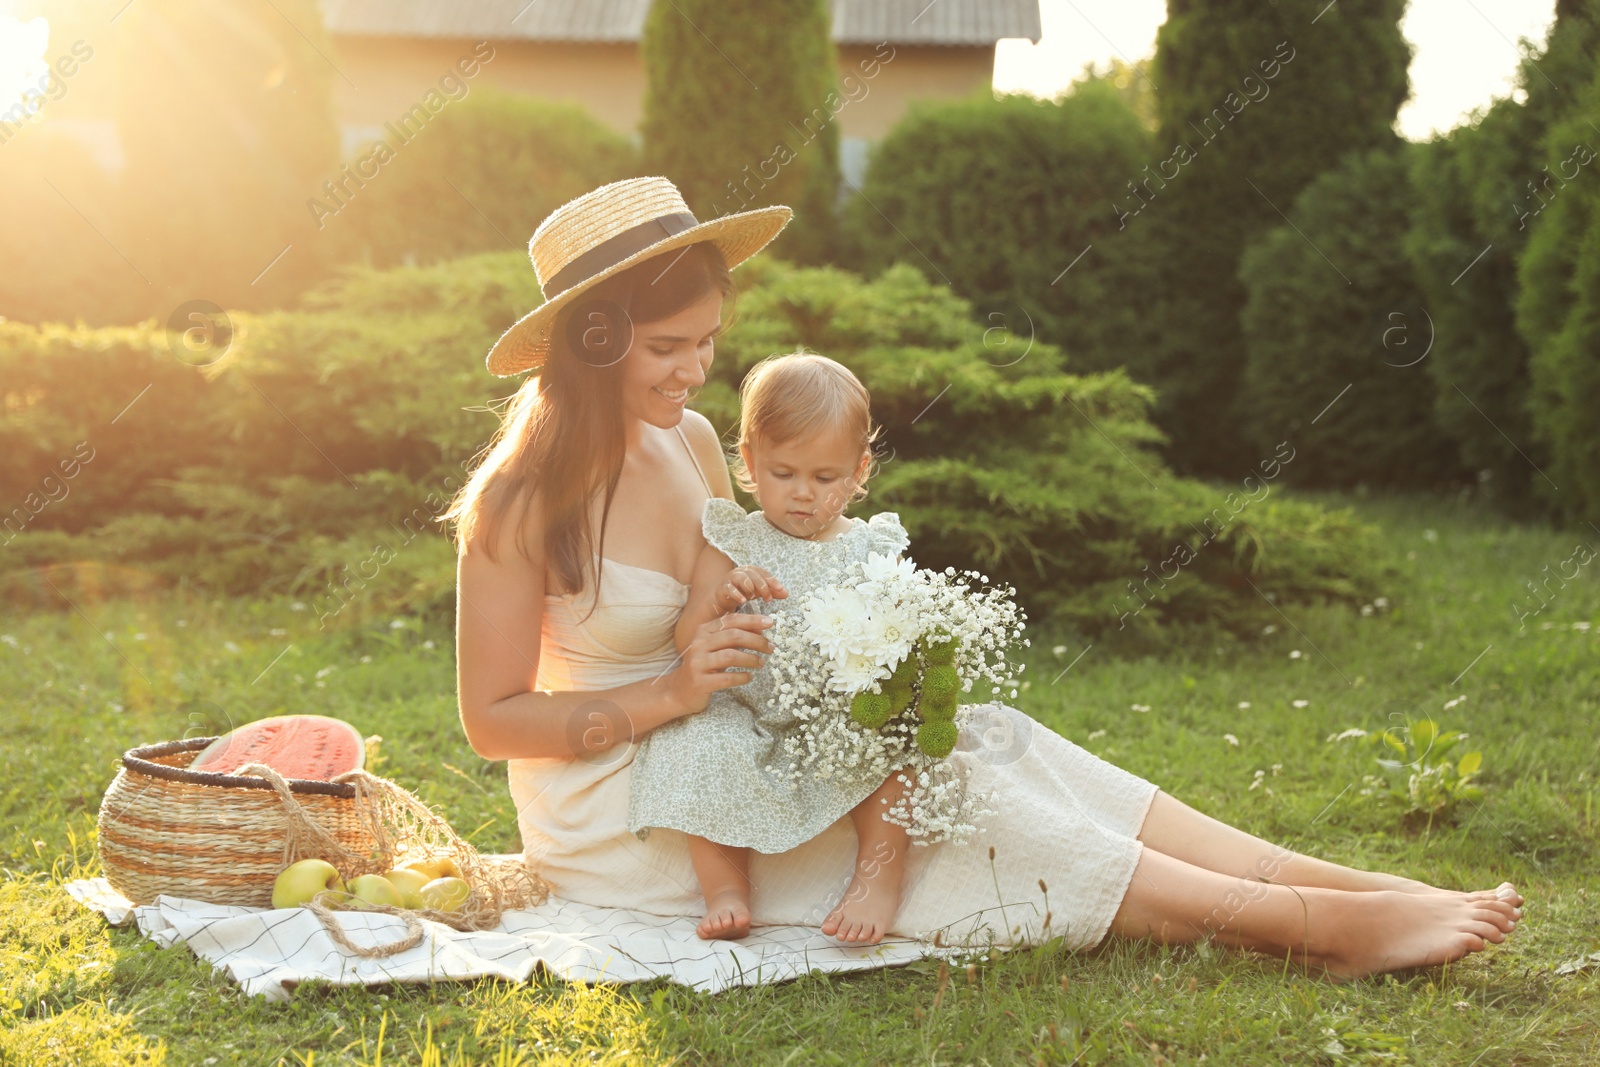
[697,888,751,941]
[1313,889,1520,979]
[821,865,903,945]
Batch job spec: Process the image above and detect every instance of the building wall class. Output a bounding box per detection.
[328,36,994,155]
[329,38,646,153]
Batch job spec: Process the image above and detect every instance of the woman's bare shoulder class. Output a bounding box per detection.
[680,409,736,498]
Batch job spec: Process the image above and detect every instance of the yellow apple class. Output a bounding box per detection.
[383,868,430,909]
[346,873,403,910]
[272,858,344,909]
[419,876,472,913]
[399,854,462,882]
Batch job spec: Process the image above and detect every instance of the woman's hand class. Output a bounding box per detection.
[668,612,776,716]
[714,565,788,614]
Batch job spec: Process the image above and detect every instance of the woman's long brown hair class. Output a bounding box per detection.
[442,240,734,621]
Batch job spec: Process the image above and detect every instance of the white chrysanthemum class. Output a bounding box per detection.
[858,551,917,592]
[828,648,887,693]
[853,600,919,667]
[801,588,871,660]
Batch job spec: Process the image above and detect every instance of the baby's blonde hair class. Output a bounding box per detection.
[729,351,882,504]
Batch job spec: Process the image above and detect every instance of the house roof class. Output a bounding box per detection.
[317,0,1042,46]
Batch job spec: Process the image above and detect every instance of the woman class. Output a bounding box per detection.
[448,177,1521,976]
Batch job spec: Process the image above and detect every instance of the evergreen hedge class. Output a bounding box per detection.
[1404,4,1599,513]
[325,89,641,269]
[843,80,1160,378]
[1516,46,1600,525]
[640,0,841,264]
[1134,0,1412,474]
[1,251,1385,638]
[1238,145,1462,487]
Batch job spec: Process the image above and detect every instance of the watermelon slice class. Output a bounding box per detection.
[190,714,365,781]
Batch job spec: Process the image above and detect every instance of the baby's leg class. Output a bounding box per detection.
[821,768,913,945]
[688,835,753,940]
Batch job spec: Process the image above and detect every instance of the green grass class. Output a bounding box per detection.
[2,491,1597,1065]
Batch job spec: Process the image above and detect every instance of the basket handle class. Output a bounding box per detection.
[304,895,426,958]
[233,761,390,869]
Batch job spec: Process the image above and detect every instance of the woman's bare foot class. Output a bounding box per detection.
[1309,888,1520,979]
[697,888,751,940]
[820,861,904,945]
[1384,877,1525,909]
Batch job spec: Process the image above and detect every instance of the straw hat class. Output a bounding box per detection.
[485,176,793,377]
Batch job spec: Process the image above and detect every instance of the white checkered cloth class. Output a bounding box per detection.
[66,877,969,1002]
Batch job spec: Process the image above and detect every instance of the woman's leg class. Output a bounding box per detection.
[1137,791,1524,905]
[822,769,913,945]
[687,835,753,940]
[1112,846,1520,977]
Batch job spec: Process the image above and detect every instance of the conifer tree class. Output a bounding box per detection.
[1132,0,1410,473]
[641,0,840,263]
[1406,2,1599,512]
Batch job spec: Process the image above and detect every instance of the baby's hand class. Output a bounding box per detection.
[715,566,788,614]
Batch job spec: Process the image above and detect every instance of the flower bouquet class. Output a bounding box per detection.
[764,552,1028,843]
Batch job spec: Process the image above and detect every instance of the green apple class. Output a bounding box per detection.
[346,873,403,910]
[419,876,472,913]
[271,858,345,909]
[383,868,431,909]
[400,854,462,882]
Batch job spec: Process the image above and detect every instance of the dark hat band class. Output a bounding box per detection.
[543,211,701,297]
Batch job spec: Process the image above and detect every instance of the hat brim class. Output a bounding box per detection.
[485,204,793,377]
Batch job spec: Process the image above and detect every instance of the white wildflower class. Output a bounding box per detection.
[1292,699,1309,708]
[1237,701,1251,709]
[1289,649,1303,659]
[1224,733,1240,748]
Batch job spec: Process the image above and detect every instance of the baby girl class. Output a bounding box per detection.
[627,352,917,944]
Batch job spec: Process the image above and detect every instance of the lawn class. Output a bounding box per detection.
[1,491,1596,1065]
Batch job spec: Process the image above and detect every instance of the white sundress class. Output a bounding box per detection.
[508,502,1162,949]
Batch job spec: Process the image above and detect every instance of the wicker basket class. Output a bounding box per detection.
[97,736,384,909]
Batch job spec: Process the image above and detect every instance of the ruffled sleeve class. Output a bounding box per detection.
[701,496,754,564]
[864,509,910,560]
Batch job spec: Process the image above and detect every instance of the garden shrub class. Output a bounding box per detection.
[327,89,641,269]
[641,0,840,264]
[844,80,1160,380]
[1405,3,1600,514]
[1517,60,1600,526]
[1238,144,1462,487]
[1134,0,1412,474]
[1,251,1387,637]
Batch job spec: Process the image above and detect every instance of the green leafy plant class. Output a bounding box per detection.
[1335,718,1484,824]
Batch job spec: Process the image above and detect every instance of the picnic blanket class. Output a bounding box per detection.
[66,877,981,1002]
